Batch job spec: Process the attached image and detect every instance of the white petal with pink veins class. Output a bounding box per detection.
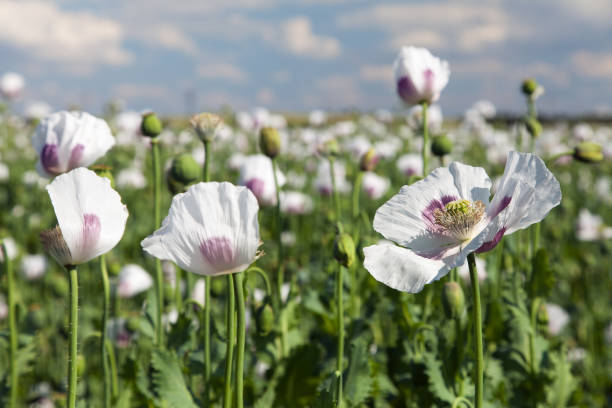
[141,182,261,276]
[46,167,128,264]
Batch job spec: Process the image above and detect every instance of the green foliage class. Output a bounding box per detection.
[151,349,197,408]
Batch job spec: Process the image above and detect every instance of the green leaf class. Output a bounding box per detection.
[344,337,373,406]
[545,350,576,408]
[529,248,554,298]
[423,352,455,404]
[151,349,197,408]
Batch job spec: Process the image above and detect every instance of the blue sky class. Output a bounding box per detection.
[2,0,612,116]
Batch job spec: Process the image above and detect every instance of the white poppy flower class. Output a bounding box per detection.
[0,72,25,99]
[545,303,569,335]
[190,278,206,306]
[394,46,450,106]
[117,264,153,298]
[25,101,52,121]
[20,254,47,281]
[575,208,612,241]
[362,172,390,200]
[32,111,115,178]
[141,182,262,276]
[280,191,314,215]
[364,151,561,293]
[40,168,129,267]
[407,104,443,133]
[239,154,285,206]
[396,153,423,177]
[314,159,350,196]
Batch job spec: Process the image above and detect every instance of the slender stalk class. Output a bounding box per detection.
[336,265,345,407]
[151,138,164,347]
[223,276,236,408]
[271,158,288,356]
[421,101,429,176]
[329,157,343,233]
[233,273,246,408]
[100,255,111,408]
[467,253,483,408]
[245,266,273,297]
[174,267,183,313]
[202,139,212,399]
[67,266,79,408]
[105,340,119,401]
[351,171,363,220]
[3,241,18,407]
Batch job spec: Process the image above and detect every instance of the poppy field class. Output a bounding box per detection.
[1,48,612,408]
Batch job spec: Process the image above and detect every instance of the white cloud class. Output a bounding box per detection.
[0,1,131,70]
[140,25,199,55]
[280,17,340,59]
[571,51,612,79]
[112,83,169,100]
[359,65,392,82]
[338,3,512,52]
[304,75,364,107]
[197,62,248,83]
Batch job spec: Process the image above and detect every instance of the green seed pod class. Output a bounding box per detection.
[256,304,275,336]
[140,112,162,138]
[76,354,86,377]
[442,281,465,319]
[211,277,225,297]
[259,127,281,159]
[190,112,223,142]
[525,117,542,139]
[126,317,141,333]
[90,164,115,189]
[431,134,453,157]
[521,78,538,97]
[333,233,356,268]
[573,141,603,163]
[360,148,379,171]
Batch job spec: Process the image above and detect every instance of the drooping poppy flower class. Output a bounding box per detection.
[394,46,450,106]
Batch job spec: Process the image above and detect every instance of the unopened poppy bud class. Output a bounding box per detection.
[90,164,115,189]
[525,117,542,139]
[140,112,162,138]
[537,303,548,327]
[334,233,356,268]
[442,282,465,319]
[320,139,340,157]
[431,134,453,157]
[256,304,274,336]
[521,78,538,97]
[360,148,379,171]
[168,154,200,194]
[259,127,281,158]
[190,112,223,142]
[573,141,603,163]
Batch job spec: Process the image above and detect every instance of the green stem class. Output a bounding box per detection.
[100,255,111,408]
[351,171,363,220]
[245,266,273,297]
[234,273,246,408]
[223,276,236,408]
[329,157,343,233]
[271,158,288,356]
[105,340,118,401]
[67,266,79,408]
[421,101,429,176]
[467,253,483,408]
[336,265,345,407]
[546,150,573,165]
[152,138,164,347]
[201,139,212,401]
[3,241,18,407]
[174,267,182,313]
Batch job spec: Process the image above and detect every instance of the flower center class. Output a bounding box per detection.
[433,199,485,240]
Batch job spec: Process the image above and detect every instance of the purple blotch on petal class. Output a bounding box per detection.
[475,227,506,253]
[490,196,512,219]
[68,144,85,170]
[422,68,434,96]
[422,195,458,231]
[41,144,60,175]
[245,178,265,201]
[200,237,236,271]
[82,213,101,251]
[397,76,418,104]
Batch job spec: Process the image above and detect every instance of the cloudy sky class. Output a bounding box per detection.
[2,0,612,116]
